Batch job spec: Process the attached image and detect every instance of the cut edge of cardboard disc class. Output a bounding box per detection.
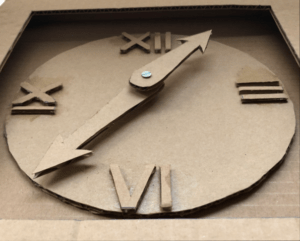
[9,131,294,218]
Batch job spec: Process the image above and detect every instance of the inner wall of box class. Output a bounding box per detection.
[0,10,298,220]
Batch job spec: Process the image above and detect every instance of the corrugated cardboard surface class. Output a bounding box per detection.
[0,0,299,70]
[0,219,299,240]
[0,3,299,240]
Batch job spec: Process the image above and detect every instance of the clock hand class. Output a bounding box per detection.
[129,30,212,91]
[33,30,212,178]
[33,85,163,178]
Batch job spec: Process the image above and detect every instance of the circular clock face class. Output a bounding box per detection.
[5,35,295,216]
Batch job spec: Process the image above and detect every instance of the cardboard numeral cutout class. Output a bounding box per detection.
[238,86,284,94]
[110,164,173,212]
[11,106,56,115]
[121,32,172,54]
[241,94,288,103]
[165,32,172,52]
[110,164,156,212]
[11,81,62,114]
[12,82,62,106]
[154,32,161,53]
[160,165,172,210]
[120,32,151,54]
[236,80,287,104]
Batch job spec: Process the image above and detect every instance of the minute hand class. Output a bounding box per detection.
[129,30,212,91]
[33,31,211,178]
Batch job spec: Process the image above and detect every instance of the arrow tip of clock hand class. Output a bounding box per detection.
[177,30,212,53]
[32,135,92,178]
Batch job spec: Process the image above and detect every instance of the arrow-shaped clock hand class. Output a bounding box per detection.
[129,30,212,91]
[33,86,162,178]
[33,30,212,178]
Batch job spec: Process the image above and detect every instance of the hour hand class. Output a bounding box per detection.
[129,30,212,91]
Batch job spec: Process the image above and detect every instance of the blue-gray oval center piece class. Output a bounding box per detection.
[141,71,152,78]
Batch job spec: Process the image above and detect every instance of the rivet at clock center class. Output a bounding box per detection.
[141,71,152,78]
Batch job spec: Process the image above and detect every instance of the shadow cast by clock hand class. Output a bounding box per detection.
[41,162,95,187]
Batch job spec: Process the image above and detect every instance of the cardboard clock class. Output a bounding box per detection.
[5,29,295,216]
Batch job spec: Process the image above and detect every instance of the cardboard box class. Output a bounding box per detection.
[0,0,299,240]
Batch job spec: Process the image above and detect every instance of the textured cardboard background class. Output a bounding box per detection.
[0,0,299,70]
[0,219,299,240]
